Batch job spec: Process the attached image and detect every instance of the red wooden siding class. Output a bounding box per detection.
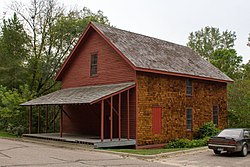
[61,29,135,88]
[63,103,101,135]
[62,88,136,139]
[121,88,136,139]
[152,107,162,134]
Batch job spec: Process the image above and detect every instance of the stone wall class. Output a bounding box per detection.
[137,72,228,146]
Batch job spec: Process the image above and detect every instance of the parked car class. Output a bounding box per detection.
[208,128,250,157]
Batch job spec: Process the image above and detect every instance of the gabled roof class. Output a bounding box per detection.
[20,82,135,106]
[55,22,233,83]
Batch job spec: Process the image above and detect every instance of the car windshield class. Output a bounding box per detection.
[217,129,242,138]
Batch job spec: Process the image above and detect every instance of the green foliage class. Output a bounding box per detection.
[210,49,242,80]
[165,122,219,149]
[194,122,220,139]
[0,0,111,134]
[187,26,236,60]
[165,137,209,149]
[106,148,186,155]
[228,80,250,128]
[9,0,110,96]
[242,61,250,80]
[82,7,110,25]
[187,26,244,80]
[0,13,30,89]
[0,85,33,135]
[0,131,17,138]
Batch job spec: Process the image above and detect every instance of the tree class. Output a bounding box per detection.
[242,61,250,80]
[0,13,30,89]
[0,85,33,135]
[187,26,236,60]
[228,80,250,128]
[210,49,242,79]
[0,0,110,134]
[10,0,110,96]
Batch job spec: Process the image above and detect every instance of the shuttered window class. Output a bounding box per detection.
[90,54,98,76]
[213,105,219,126]
[186,108,192,130]
[152,107,162,134]
[186,79,192,96]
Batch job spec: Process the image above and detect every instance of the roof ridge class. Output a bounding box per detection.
[92,21,190,49]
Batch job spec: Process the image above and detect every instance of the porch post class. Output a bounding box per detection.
[46,105,48,133]
[53,105,56,133]
[101,100,104,142]
[60,105,63,138]
[127,90,130,140]
[38,106,40,133]
[118,93,121,141]
[110,96,113,141]
[29,106,32,134]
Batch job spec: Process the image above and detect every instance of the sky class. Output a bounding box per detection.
[0,0,249,63]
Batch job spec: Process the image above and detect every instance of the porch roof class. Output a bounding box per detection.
[20,82,135,106]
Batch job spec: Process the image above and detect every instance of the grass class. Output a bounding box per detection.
[0,131,17,138]
[105,148,188,155]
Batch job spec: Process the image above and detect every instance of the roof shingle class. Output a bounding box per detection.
[20,82,135,106]
[92,22,233,82]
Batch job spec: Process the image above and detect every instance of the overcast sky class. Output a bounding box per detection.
[0,0,249,63]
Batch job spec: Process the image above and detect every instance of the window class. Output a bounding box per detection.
[186,108,192,130]
[152,106,162,134]
[243,130,250,139]
[213,105,219,126]
[90,54,98,76]
[186,79,192,96]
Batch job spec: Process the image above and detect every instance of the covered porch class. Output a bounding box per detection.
[23,133,136,148]
[21,82,136,148]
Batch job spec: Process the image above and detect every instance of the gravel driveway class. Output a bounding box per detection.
[0,138,166,167]
[1,138,249,167]
[152,148,250,167]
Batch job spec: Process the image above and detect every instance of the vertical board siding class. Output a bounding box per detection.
[62,88,136,139]
[63,103,101,135]
[137,72,228,146]
[61,29,135,88]
[121,89,136,139]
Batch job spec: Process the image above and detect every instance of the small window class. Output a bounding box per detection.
[186,108,192,130]
[90,54,98,76]
[152,106,162,134]
[186,79,192,96]
[213,105,219,126]
[243,130,250,138]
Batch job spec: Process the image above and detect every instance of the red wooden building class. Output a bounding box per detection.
[21,22,233,148]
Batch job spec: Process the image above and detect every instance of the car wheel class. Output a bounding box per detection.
[240,144,248,157]
[213,150,221,155]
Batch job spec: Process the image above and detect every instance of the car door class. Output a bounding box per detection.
[244,129,250,151]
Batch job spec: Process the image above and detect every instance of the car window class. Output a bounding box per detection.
[217,129,242,138]
[243,130,250,138]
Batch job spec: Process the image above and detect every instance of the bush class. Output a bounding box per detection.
[194,122,220,139]
[7,124,27,137]
[165,138,190,148]
[165,122,219,149]
[165,137,209,149]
